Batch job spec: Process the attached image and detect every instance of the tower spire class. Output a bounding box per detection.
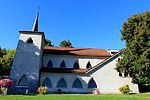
[32,9,39,32]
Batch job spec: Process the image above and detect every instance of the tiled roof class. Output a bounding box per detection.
[44,46,110,57]
[40,50,121,74]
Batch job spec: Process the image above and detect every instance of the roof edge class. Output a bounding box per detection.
[19,31,46,42]
[40,67,87,74]
[19,31,44,34]
[85,49,123,74]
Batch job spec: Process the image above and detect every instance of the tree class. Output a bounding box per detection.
[115,12,150,87]
[0,47,2,57]
[0,48,6,57]
[44,39,54,46]
[0,49,16,75]
[59,40,73,48]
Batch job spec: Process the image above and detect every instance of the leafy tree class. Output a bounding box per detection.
[0,48,6,57]
[0,47,2,57]
[0,49,16,75]
[115,12,150,86]
[44,39,54,46]
[59,40,73,48]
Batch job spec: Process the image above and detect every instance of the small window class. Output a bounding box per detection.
[60,61,66,68]
[86,62,92,69]
[118,58,121,61]
[26,37,33,43]
[88,78,97,88]
[42,77,52,87]
[57,78,67,88]
[119,72,122,76]
[18,75,28,86]
[124,73,128,77]
[72,78,83,88]
[47,60,53,68]
[73,61,79,69]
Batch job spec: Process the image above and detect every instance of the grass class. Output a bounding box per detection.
[0,93,150,100]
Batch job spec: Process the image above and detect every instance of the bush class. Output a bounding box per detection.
[119,85,130,94]
[0,78,13,87]
[0,78,13,95]
[37,86,48,94]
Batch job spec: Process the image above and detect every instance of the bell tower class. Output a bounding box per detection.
[10,12,45,94]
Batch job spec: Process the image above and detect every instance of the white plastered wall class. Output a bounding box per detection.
[40,73,94,93]
[40,55,139,94]
[43,55,104,69]
[90,56,139,94]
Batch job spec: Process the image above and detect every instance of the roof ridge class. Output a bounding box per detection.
[44,46,112,57]
[44,46,107,50]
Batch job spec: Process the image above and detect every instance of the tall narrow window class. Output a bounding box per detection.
[57,78,67,88]
[72,78,83,88]
[88,78,97,88]
[60,61,66,68]
[18,75,28,86]
[73,61,79,69]
[47,60,53,68]
[42,77,52,87]
[86,62,92,69]
[119,72,122,76]
[26,37,33,43]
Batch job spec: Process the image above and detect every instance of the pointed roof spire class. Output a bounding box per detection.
[32,9,39,32]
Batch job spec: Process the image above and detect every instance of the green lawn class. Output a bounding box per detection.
[0,93,150,100]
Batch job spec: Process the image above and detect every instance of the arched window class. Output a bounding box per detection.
[86,62,92,69]
[60,61,66,68]
[88,78,97,88]
[72,78,83,88]
[18,75,28,86]
[42,77,52,87]
[57,78,67,88]
[73,61,79,69]
[26,37,33,43]
[47,60,53,68]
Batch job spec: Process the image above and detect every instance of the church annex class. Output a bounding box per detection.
[9,13,139,94]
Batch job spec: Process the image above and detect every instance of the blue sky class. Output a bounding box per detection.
[0,0,150,49]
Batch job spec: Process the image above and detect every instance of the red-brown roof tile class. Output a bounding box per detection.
[41,50,121,74]
[44,46,110,57]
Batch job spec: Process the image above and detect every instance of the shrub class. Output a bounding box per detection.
[119,85,130,94]
[37,86,48,94]
[0,78,13,87]
[92,89,101,95]
[0,78,13,95]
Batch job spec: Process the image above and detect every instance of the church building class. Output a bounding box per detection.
[9,13,139,94]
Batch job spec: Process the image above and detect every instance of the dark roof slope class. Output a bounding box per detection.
[41,68,87,73]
